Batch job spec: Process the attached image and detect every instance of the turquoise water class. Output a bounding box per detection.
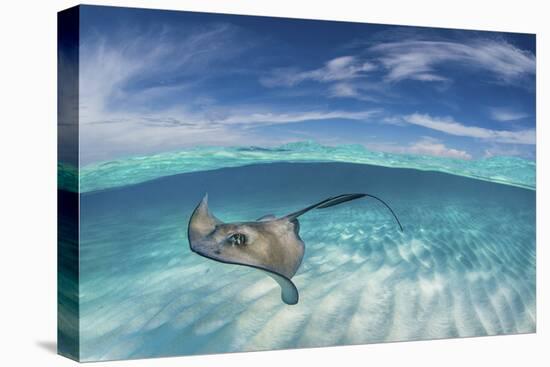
[69,161,536,361]
[59,142,535,193]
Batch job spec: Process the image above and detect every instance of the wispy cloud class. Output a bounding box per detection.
[219,109,379,126]
[260,56,376,87]
[489,107,530,122]
[260,56,388,103]
[261,38,535,104]
[330,82,359,97]
[367,137,471,160]
[76,15,535,163]
[79,108,380,163]
[79,23,247,124]
[403,113,535,144]
[370,40,535,84]
[78,24,387,163]
[327,82,382,102]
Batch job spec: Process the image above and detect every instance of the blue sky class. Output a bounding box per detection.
[76,5,536,164]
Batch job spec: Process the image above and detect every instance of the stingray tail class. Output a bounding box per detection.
[284,193,403,232]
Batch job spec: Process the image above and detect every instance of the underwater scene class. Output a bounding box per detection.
[57,5,536,362]
[61,145,535,361]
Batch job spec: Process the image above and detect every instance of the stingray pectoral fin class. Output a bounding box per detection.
[256,214,276,222]
[261,269,299,305]
[188,194,223,247]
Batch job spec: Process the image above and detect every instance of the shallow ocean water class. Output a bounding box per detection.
[71,161,535,361]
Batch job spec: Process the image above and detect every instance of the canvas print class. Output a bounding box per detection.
[57,5,536,362]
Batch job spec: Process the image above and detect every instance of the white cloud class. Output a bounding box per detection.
[77,24,536,165]
[79,23,245,125]
[330,82,359,97]
[403,113,535,144]
[407,138,472,159]
[370,40,535,84]
[366,137,471,160]
[86,107,379,127]
[261,38,535,104]
[489,107,529,122]
[79,108,381,163]
[260,56,376,87]
[77,26,386,163]
[483,146,523,158]
[220,109,378,125]
[79,31,380,129]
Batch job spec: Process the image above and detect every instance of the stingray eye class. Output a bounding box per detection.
[227,233,247,246]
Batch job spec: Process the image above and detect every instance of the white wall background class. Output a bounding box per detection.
[0,1,547,366]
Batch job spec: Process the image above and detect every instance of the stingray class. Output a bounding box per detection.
[187,193,403,305]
